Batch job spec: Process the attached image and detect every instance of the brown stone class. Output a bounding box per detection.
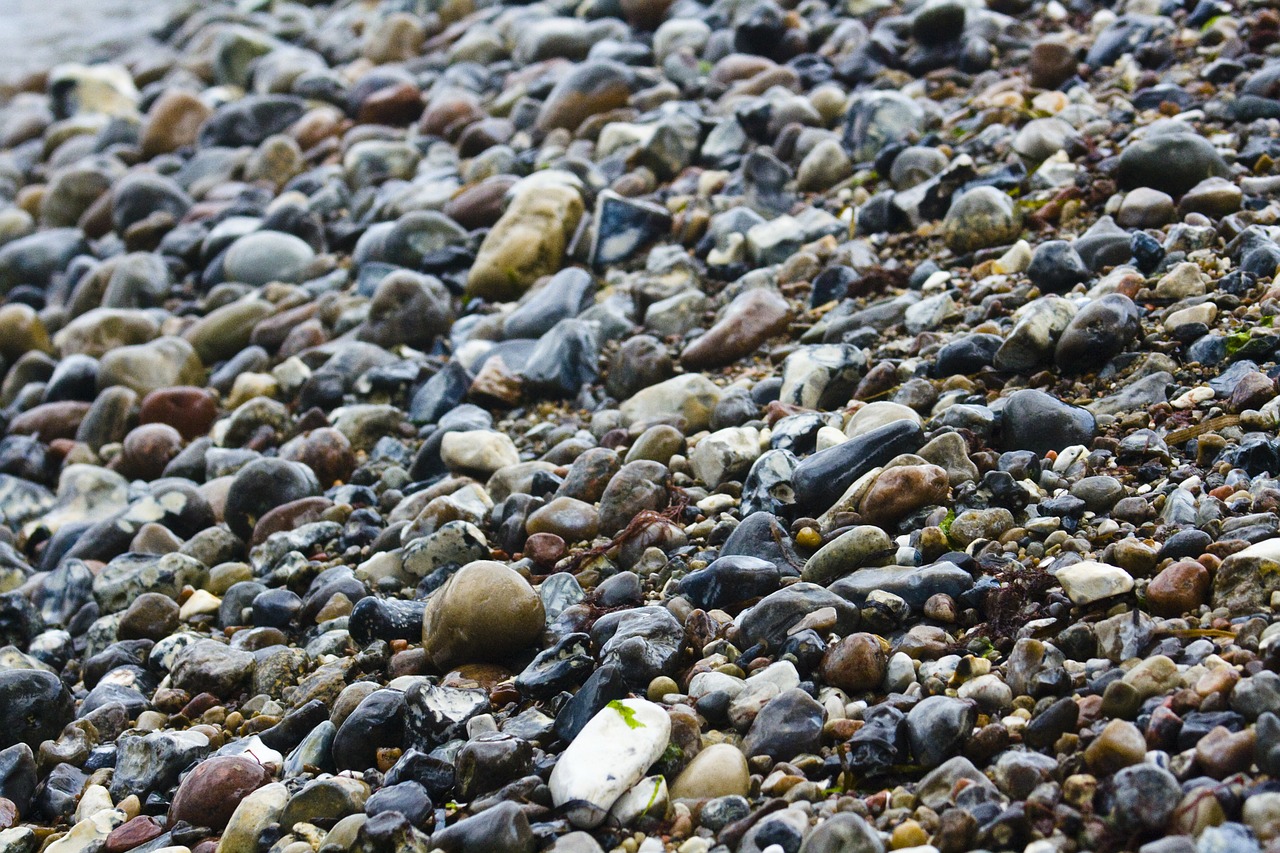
[118,592,181,642]
[0,798,14,830]
[1147,560,1210,617]
[858,464,950,526]
[140,90,212,158]
[709,54,776,87]
[819,633,887,694]
[457,118,515,158]
[279,427,355,488]
[1194,726,1256,778]
[422,560,545,669]
[250,496,335,548]
[536,61,632,133]
[1083,718,1145,774]
[168,755,272,831]
[105,815,164,853]
[1028,39,1076,91]
[680,288,792,370]
[139,386,219,441]
[1229,371,1277,413]
[419,92,484,139]
[444,177,517,230]
[8,400,92,442]
[524,532,566,567]
[116,423,183,481]
[357,82,424,126]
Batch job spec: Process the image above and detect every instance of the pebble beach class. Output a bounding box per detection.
[0,0,1280,852]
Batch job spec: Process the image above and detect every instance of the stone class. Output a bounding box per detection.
[549,698,670,828]
[943,186,1021,253]
[802,526,895,584]
[421,561,545,669]
[0,671,74,751]
[742,688,825,761]
[169,756,271,831]
[454,179,575,292]
[1117,132,1231,196]
[670,743,749,800]
[1054,561,1134,605]
[680,288,792,370]
[998,389,1096,456]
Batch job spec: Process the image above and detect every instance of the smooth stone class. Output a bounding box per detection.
[1054,560,1134,605]
[421,561,545,669]
[670,743,749,800]
[1054,294,1141,372]
[793,419,924,516]
[549,698,671,828]
[998,389,1096,456]
[466,180,584,301]
[1117,132,1231,196]
[802,526,895,584]
[680,288,792,370]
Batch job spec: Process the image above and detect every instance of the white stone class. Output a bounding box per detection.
[440,430,520,475]
[74,784,113,823]
[45,809,127,853]
[179,589,221,620]
[1053,560,1134,605]
[608,775,669,824]
[815,426,847,451]
[549,698,672,828]
[689,427,761,487]
[845,402,922,438]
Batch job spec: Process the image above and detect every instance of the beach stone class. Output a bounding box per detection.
[680,288,792,370]
[943,186,1021,253]
[537,61,632,133]
[223,231,315,287]
[670,743,749,800]
[218,782,289,852]
[802,526,894,584]
[689,427,760,487]
[170,639,255,698]
[1117,132,1231,196]
[225,458,320,541]
[820,633,887,694]
[1111,764,1180,833]
[466,181,584,301]
[141,89,211,157]
[169,756,271,832]
[421,561,544,669]
[743,688,824,761]
[1055,561,1134,605]
[1147,560,1210,616]
[440,430,519,476]
[358,271,454,350]
[0,671,73,751]
[793,419,924,516]
[431,800,534,853]
[619,374,721,431]
[999,389,1096,455]
[1054,294,1141,373]
[549,698,670,828]
[859,464,949,526]
[98,337,203,397]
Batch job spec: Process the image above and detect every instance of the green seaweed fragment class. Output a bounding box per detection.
[609,700,644,728]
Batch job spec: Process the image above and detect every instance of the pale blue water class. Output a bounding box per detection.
[0,0,182,80]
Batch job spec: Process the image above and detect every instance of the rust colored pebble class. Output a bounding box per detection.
[279,427,355,488]
[105,816,163,853]
[139,386,219,441]
[168,755,273,831]
[524,532,567,567]
[1146,560,1211,617]
[250,496,336,548]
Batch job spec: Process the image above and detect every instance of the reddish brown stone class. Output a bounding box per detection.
[277,319,328,358]
[443,177,517,230]
[679,288,792,370]
[524,532,566,567]
[8,401,92,442]
[139,386,219,441]
[279,427,355,487]
[859,464,951,526]
[115,423,184,481]
[0,798,15,830]
[250,496,335,547]
[105,815,164,853]
[169,755,272,831]
[1147,560,1211,617]
[418,92,484,140]
[820,633,887,694]
[357,82,425,126]
[457,118,514,158]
